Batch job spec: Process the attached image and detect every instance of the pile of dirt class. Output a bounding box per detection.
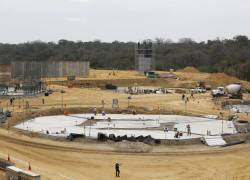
[178,66,200,73]
[113,140,152,153]
[204,73,241,87]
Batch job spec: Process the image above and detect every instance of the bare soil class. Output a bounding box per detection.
[0,69,250,179]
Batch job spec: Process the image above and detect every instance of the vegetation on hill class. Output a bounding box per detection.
[1,35,250,80]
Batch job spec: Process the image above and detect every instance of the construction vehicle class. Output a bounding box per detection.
[197,81,206,88]
[191,87,206,93]
[211,87,226,97]
[225,84,243,99]
[211,84,242,99]
[145,71,157,78]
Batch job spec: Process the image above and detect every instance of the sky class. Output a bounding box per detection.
[0,0,249,43]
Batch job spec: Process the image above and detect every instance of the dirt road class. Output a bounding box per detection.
[0,129,250,180]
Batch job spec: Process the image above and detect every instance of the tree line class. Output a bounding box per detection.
[0,35,250,80]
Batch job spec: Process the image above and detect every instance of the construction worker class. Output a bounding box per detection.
[186,124,191,136]
[115,162,120,177]
[10,97,14,106]
[101,99,105,109]
[182,94,185,101]
[93,107,97,116]
[191,91,194,98]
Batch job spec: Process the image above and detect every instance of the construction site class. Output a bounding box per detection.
[0,42,250,179]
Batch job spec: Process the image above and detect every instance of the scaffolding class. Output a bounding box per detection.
[135,40,155,73]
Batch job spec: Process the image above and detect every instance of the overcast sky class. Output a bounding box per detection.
[0,0,249,43]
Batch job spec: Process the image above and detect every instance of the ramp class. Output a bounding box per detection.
[204,136,226,146]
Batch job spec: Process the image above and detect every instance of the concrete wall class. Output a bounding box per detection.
[160,138,202,145]
[56,61,89,77]
[11,61,90,79]
[11,61,42,80]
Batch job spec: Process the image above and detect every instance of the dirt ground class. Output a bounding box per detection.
[1,69,250,180]
[1,84,250,121]
[6,68,245,121]
[44,68,250,88]
[44,69,144,81]
[0,128,250,180]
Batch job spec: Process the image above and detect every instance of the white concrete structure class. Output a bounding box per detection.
[15,114,237,141]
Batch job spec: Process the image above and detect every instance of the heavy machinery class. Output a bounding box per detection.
[225,84,242,99]
[191,87,206,93]
[211,87,226,97]
[145,71,157,78]
[211,84,242,99]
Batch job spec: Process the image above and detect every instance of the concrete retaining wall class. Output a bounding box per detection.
[11,61,89,80]
[160,137,202,145]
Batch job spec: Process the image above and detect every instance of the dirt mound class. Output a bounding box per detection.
[113,140,152,153]
[178,66,200,73]
[204,73,241,86]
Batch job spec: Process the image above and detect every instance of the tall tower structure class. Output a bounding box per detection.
[135,40,155,73]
